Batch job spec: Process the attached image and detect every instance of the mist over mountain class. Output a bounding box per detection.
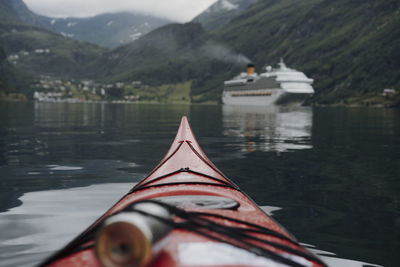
[29,13,171,48]
[8,0,172,48]
[1,0,399,105]
[0,0,106,97]
[0,0,248,103]
[90,22,249,102]
[1,0,247,103]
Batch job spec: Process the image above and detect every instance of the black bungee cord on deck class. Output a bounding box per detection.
[39,139,327,267]
[124,200,328,267]
[39,199,327,267]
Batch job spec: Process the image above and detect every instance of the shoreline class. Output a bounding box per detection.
[1,99,398,108]
[1,92,399,108]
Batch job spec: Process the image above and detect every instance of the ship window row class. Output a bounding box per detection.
[230,91,275,97]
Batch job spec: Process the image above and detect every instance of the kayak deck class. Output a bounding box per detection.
[42,117,326,267]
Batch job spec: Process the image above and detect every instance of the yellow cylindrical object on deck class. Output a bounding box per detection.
[95,203,172,267]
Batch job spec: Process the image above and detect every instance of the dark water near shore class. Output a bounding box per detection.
[0,102,399,266]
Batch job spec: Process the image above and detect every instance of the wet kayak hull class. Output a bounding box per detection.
[41,117,325,267]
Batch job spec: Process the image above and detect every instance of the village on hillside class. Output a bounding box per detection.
[32,76,141,103]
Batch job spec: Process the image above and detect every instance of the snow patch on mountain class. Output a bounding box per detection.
[192,0,258,30]
[107,21,114,26]
[221,0,239,11]
[67,22,77,27]
[205,0,239,13]
[60,32,74,38]
[130,32,142,41]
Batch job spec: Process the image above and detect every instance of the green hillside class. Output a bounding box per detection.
[97,0,400,105]
[214,0,400,104]
[0,0,24,25]
[0,46,13,95]
[1,26,104,78]
[39,13,171,48]
[91,22,248,103]
[0,0,26,96]
[1,0,399,105]
[6,0,171,48]
[0,0,106,97]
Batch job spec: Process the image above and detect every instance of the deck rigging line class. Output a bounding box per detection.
[40,200,327,267]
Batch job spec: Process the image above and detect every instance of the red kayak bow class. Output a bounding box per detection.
[41,116,326,267]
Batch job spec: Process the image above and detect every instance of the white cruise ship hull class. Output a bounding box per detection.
[222,59,314,106]
[222,89,311,106]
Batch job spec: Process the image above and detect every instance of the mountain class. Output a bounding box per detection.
[40,13,171,48]
[0,1,33,96]
[11,0,171,48]
[2,0,399,105]
[90,22,249,102]
[0,46,14,94]
[0,0,27,24]
[5,0,46,25]
[192,0,258,31]
[214,0,400,104]
[0,0,105,96]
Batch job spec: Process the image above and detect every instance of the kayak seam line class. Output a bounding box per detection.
[136,169,183,188]
[186,169,232,185]
[128,182,240,194]
[135,168,233,189]
[134,141,184,188]
[186,141,235,183]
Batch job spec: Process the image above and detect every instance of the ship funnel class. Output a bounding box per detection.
[246,63,255,75]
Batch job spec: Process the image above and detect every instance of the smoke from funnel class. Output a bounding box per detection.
[201,41,250,65]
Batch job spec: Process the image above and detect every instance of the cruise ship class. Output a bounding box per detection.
[222,59,314,106]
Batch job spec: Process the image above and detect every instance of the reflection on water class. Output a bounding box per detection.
[0,185,381,267]
[0,102,398,267]
[34,101,108,128]
[309,248,382,267]
[222,105,312,153]
[0,183,135,267]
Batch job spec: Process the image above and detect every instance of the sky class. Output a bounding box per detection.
[23,0,218,22]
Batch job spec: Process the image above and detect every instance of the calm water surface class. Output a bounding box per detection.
[0,102,399,266]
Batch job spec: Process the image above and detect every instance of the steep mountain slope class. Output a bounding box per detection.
[193,0,258,30]
[91,22,249,102]
[0,45,30,99]
[215,0,400,104]
[1,27,104,78]
[0,0,105,94]
[0,0,27,24]
[0,1,33,95]
[11,0,171,48]
[0,46,14,93]
[5,0,46,26]
[2,0,398,105]
[38,13,171,48]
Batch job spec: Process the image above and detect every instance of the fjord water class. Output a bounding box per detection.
[0,102,398,267]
